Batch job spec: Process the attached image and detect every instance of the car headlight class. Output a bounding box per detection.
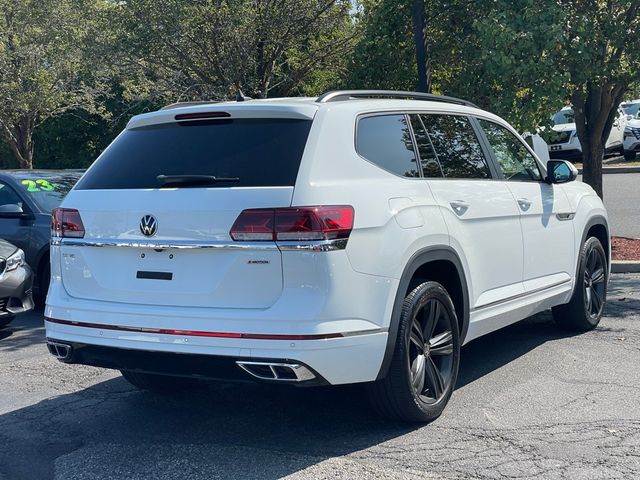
[5,249,25,272]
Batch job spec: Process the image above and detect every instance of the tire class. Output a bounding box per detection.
[624,150,637,161]
[120,370,201,393]
[553,237,607,331]
[0,315,15,328]
[368,281,460,423]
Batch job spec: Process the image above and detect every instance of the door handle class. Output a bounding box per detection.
[517,198,532,211]
[450,200,470,216]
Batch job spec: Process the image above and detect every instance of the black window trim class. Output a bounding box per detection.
[354,112,425,180]
[409,114,446,178]
[408,112,499,181]
[470,115,546,183]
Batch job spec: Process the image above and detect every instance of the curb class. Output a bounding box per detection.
[612,261,640,273]
[578,166,640,174]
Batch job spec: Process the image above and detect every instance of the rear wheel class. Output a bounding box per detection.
[553,236,607,331]
[368,281,460,423]
[120,370,201,393]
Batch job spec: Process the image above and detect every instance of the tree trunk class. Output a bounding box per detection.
[1,119,34,169]
[580,139,604,199]
[572,81,627,199]
[411,0,430,93]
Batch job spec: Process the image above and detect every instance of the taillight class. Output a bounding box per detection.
[230,206,354,242]
[52,208,85,238]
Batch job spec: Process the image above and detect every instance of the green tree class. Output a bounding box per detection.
[0,0,110,169]
[444,0,640,198]
[117,0,355,101]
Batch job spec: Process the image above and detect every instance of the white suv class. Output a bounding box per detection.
[621,100,640,160]
[548,106,626,160]
[45,90,610,422]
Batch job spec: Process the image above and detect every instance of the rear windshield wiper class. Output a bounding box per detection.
[156,174,240,188]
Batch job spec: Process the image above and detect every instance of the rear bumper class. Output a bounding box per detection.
[44,316,388,385]
[46,339,329,386]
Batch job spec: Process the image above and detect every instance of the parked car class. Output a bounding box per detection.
[547,106,626,160]
[45,90,609,422]
[620,100,640,160]
[0,239,33,328]
[0,170,84,301]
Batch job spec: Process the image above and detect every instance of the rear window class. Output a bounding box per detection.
[15,173,82,212]
[75,118,312,190]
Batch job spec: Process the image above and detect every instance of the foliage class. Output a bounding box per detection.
[453,0,640,197]
[115,0,355,101]
[0,0,112,168]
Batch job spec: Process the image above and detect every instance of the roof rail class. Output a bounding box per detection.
[160,100,221,111]
[315,90,478,108]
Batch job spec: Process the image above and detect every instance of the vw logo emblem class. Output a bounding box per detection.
[140,215,158,237]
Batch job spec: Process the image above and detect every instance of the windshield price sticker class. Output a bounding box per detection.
[21,179,56,192]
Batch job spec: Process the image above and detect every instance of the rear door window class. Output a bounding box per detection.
[419,114,491,179]
[356,114,420,178]
[75,118,312,190]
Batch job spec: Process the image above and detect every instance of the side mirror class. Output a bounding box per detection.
[0,203,29,218]
[546,160,578,184]
[0,203,23,213]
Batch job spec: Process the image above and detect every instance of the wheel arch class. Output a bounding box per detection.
[376,246,469,381]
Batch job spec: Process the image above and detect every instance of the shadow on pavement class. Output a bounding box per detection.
[0,307,44,353]
[0,314,577,480]
[1,285,635,479]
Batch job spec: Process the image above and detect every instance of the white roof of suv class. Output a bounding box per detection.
[127,91,497,129]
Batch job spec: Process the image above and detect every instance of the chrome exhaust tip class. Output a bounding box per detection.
[236,361,316,382]
[46,341,73,362]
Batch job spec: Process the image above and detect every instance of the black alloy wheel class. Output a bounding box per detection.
[368,281,460,422]
[553,236,607,331]
[408,297,455,404]
[583,243,606,319]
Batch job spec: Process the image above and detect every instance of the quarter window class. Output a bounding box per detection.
[356,115,420,178]
[479,119,542,181]
[419,114,491,179]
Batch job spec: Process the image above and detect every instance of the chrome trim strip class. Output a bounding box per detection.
[276,239,348,251]
[556,212,576,221]
[53,238,278,251]
[472,279,572,311]
[53,237,349,252]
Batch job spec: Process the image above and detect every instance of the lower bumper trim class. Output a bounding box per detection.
[46,339,328,386]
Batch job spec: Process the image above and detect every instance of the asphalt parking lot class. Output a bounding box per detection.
[1,274,639,480]
[601,172,640,239]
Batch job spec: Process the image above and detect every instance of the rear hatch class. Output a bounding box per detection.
[59,107,315,309]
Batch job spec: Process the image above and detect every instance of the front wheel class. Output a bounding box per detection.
[624,150,637,161]
[553,236,607,331]
[368,281,460,423]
